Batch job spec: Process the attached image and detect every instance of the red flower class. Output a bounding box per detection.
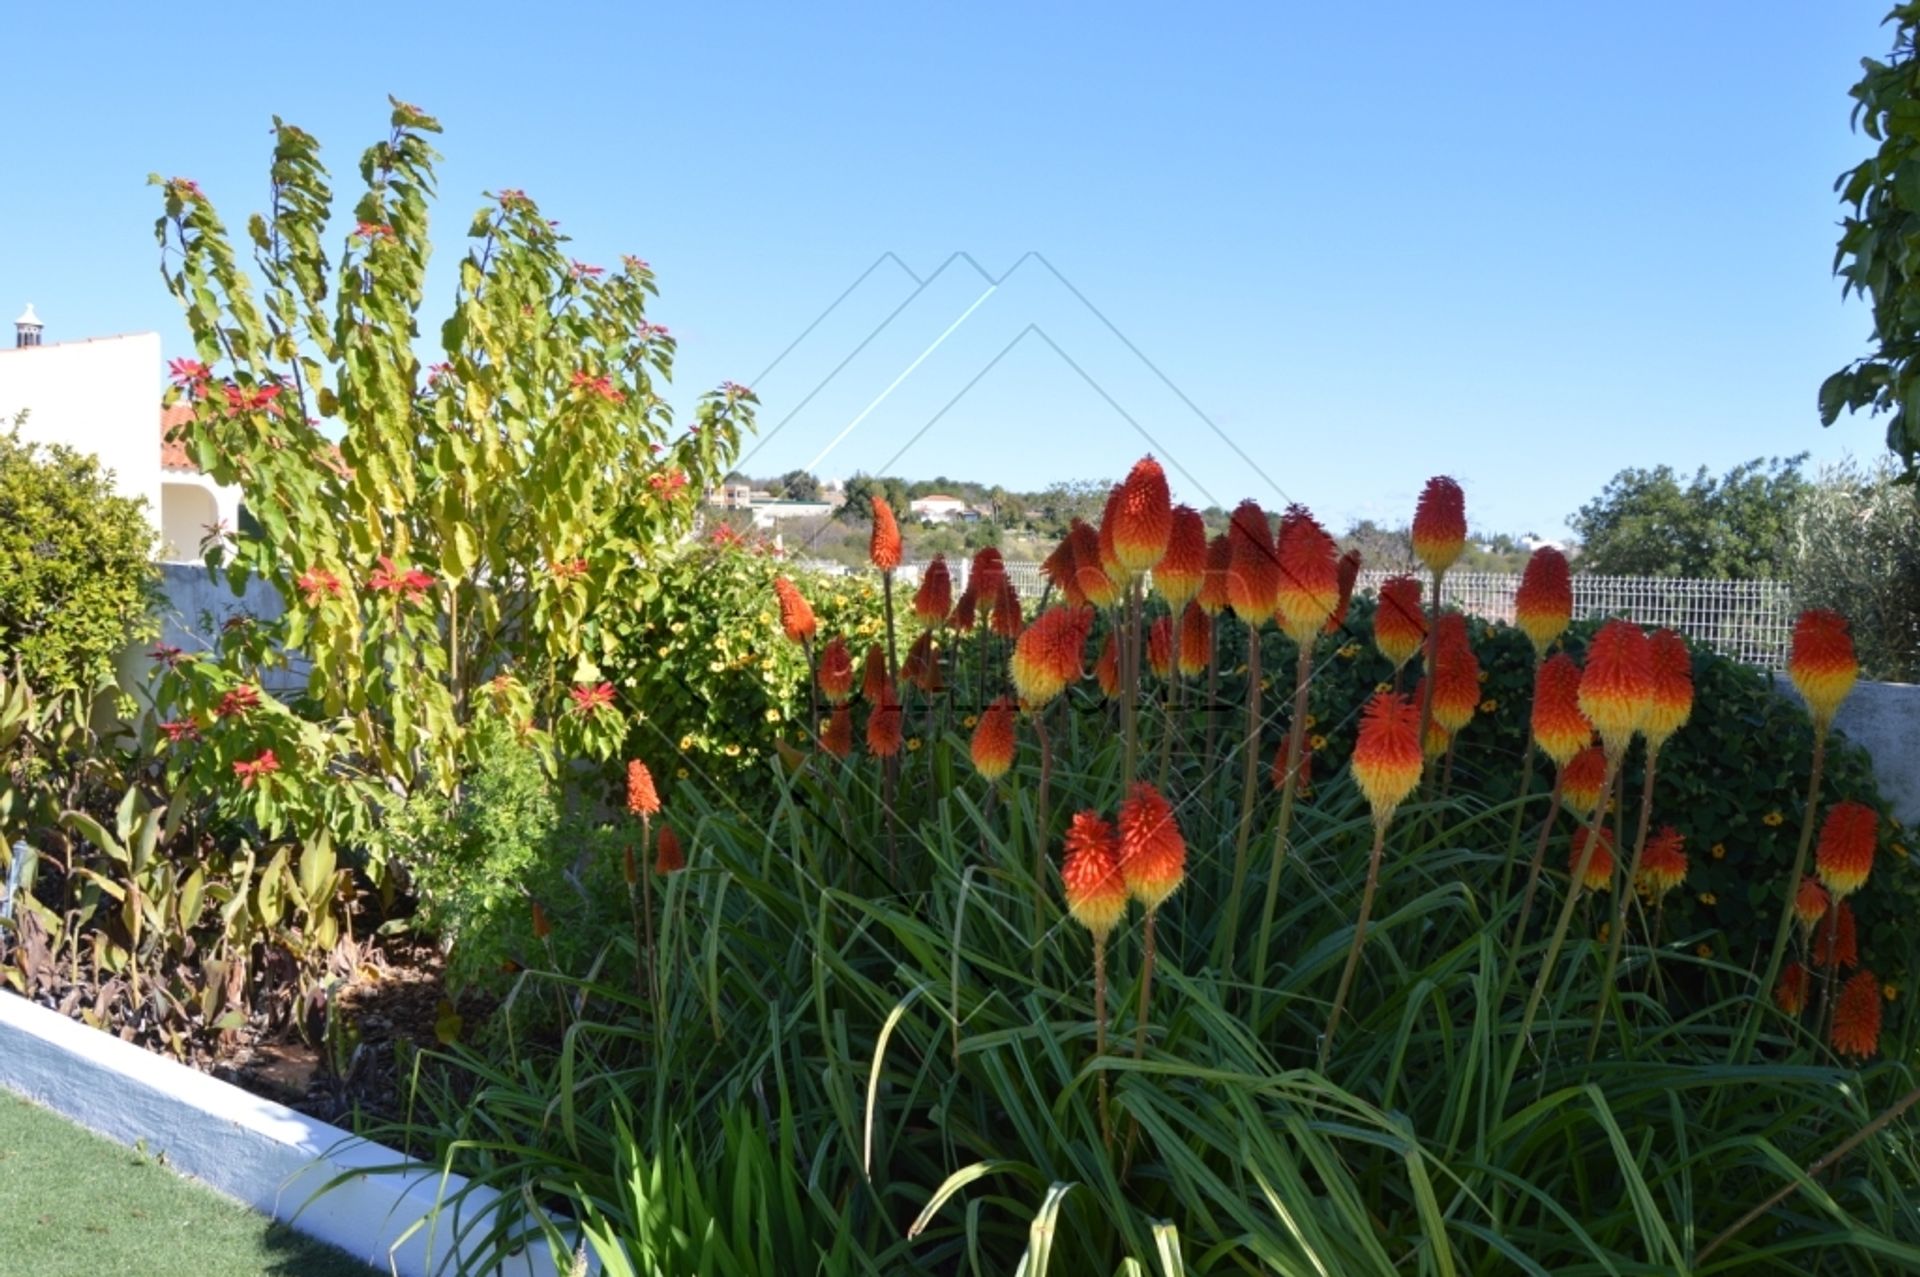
[1111,455,1173,573]
[1775,961,1810,1016]
[550,557,590,582]
[1067,522,1117,609]
[1559,744,1607,818]
[570,682,616,714]
[354,221,395,239]
[860,644,888,704]
[1373,575,1425,670]
[1272,735,1312,793]
[1412,476,1466,576]
[1154,505,1208,608]
[1793,876,1829,934]
[914,555,953,628]
[1815,800,1878,899]
[1831,969,1883,1058]
[1225,501,1280,622]
[1010,606,1095,706]
[167,358,211,389]
[369,556,434,601]
[1096,630,1120,699]
[1117,782,1186,909]
[1274,504,1340,644]
[1147,614,1173,679]
[647,468,688,499]
[1569,826,1615,892]
[1041,532,1083,606]
[1636,826,1688,900]
[654,825,686,875]
[902,631,941,693]
[1351,691,1422,823]
[1514,547,1572,654]
[1429,614,1481,734]
[970,547,1006,612]
[1061,811,1129,938]
[531,901,552,940]
[866,683,904,757]
[821,704,854,758]
[1196,533,1231,616]
[1532,653,1593,768]
[971,696,1017,781]
[1788,609,1858,726]
[570,259,606,277]
[296,568,342,604]
[216,684,262,719]
[1578,620,1653,756]
[950,583,978,633]
[232,750,279,789]
[626,760,661,816]
[157,719,199,744]
[1325,549,1363,634]
[773,576,817,645]
[817,636,854,704]
[1178,601,1211,677]
[1813,898,1858,969]
[1642,629,1694,749]
[148,643,186,668]
[990,576,1023,639]
[869,498,903,573]
[569,370,626,403]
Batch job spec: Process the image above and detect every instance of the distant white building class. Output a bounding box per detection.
[910,493,968,522]
[0,307,241,563]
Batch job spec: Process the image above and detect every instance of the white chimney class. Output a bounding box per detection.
[14,304,42,349]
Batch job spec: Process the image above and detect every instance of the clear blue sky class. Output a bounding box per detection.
[0,1,1898,539]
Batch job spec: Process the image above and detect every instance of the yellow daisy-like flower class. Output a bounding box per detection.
[757,611,773,627]
[1598,922,1611,943]
[763,708,780,723]
[671,622,686,634]
[1698,892,1717,906]
[1337,643,1359,660]
[1696,943,1713,959]
[1305,714,1318,728]
[1886,985,1901,1002]
[962,714,978,728]
[678,735,695,751]
[1763,811,1785,827]
[1711,842,1726,859]
[708,659,725,672]
[676,767,690,779]
[723,743,741,757]
[1479,698,1498,713]
[908,737,923,752]
[1374,681,1392,694]
[1309,734,1328,750]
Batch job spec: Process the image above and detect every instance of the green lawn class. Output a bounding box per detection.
[0,1090,376,1276]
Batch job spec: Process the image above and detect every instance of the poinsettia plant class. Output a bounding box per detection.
[149,98,753,870]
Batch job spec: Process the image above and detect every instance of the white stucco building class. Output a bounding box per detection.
[0,307,241,562]
[910,493,968,522]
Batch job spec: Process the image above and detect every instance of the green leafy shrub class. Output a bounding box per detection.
[1793,457,1920,683]
[0,417,157,693]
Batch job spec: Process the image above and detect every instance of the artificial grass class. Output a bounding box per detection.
[0,1089,376,1276]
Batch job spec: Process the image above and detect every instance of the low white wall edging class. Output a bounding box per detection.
[0,990,568,1277]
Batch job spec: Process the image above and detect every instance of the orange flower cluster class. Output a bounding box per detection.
[1068,521,1118,608]
[1793,876,1829,934]
[1775,961,1810,1016]
[1196,534,1231,615]
[1569,826,1615,892]
[1642,629,1693,750]
[1788,608,1858,725]
[866,683,903,757]
[972,548,1007,616]
[1532,653,1592,767]
[970,696,1017,781]
[1813,898,1858,969]
[1325,549,1363,634]
[1117,782,1187,909]
[1373,575,1425,669]
[951,585,978,632]
[1832,969,1883,1058]
[1225,501,1280,622]
[625,759,661,816]
[1636,826,1688,900]
[821,705,853,758]
[914,555,952,628]
[1010,606,1095,706]
[1351,691,1422,823]
[817,637,854,704]
[1060,811,1129,938]
[1147,615,1173,679]
[861,644,888,704]
[1412,476,1466,576]
[1111,456,1172,574]
[1275,505,1340,644]
[902,632,941,693]
[869,497,902,572]
[1154,505,1208,608]
[1513,546,1572,654]
[654,825,685,875]
[1578,619,1653,756]
[1178,601,1211,676]
[1559,745,1607,817]
[990,577,1023,639]
[1816,800,1877,899]
[772,576,816,645]
[1429,614,1480,734]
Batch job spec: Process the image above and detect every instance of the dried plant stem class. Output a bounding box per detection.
[1254,641,1313,996]
[1215,622,1263,968]
[1321,817,1391,1067]
[1588,745,1661,1061]
[881,571,899,684]
[1739,728,1829,1063]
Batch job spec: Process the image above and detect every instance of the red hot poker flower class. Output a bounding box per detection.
[1351,691,1422,823]
[1275,504,1341,644]
[1776,961,1810,1016]
[914,555,953,628]
[1061,811,1130,938]
[1429,614,1481,734]
[1570,826,1615,892]
[1789,609,1859,726]
[1816,800,1878,899]
[1532,653,1593,767]
[625,759,661,816]
[1642,629,1693,750]
[1112,455,1173,573]
[1197,533,1231,616]
[773,576,816,645]
[1831,968,1883,1058]
[1578,620,1653,756]
[1178,601,1212,677]
[1559,745,1608,818]
[950,584,978,633]
[818,637,854,704]
[1147,615,1173,679]
[971,696,1017,781]
[1514,546,1573,655]
[1373,575,1425,669]
[1067,521,1117,609]
[1412,476,1466,576]
[1225,501,1280,623]
[866,683,904,757]
[654,825,686,874]
[902,631,942,693]
[1636,826,1688,900]
[971,547,1006,613]
[1813,898,1858,969]
[1154,505,1208,608]
[1117,782,1187,909]
[861,644,888,704]
[1793,876,1830,934]
[869,498,902,573]
[1325,549,1363,634]
[1011,606,1095,706]
[991,576,1024,639]
[1096,631,1120,699]
[821,705,854,758]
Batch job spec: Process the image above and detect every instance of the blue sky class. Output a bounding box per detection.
[0,1,1897,538]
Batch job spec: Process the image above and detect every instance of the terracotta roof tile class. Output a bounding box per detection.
[160,403,196,472]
